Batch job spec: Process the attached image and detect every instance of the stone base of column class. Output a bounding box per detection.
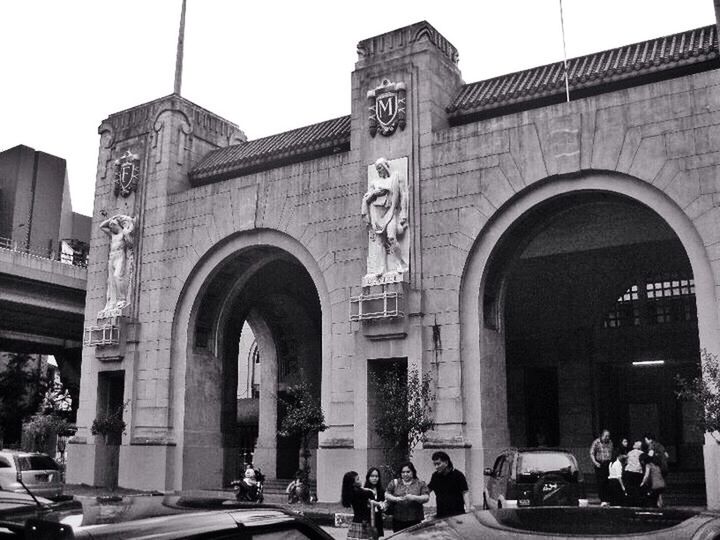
[253,446,277,479]
[704,435,720,509]
[316,448,368,503]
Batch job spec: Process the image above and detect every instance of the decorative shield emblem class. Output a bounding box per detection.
[113,150,141,197]
[367,79,406,137]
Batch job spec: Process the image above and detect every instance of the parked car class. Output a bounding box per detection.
[387,507,720,539]
[483,448,586,508]
[0,450,63,499]
[24,496,335,539]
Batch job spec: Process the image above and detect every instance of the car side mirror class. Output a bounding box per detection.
[484,467,494,476]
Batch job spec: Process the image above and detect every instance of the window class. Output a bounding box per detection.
[603,285,640,328]
[0,457,11,468]
[603,274,696,328]
[646,275,696,324]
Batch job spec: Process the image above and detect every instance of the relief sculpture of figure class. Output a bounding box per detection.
[100,214,136,313]
[361,157,409,277]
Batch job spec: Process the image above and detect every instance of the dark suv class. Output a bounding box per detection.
[483,448,587,508]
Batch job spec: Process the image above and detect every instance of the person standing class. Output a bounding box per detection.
[364,467,385,539]
[644,433,669,476]
[623,440,646,506]
[428,451,470,518]
[641,455,666,508]
[606,453,627,506]
[342,470,382,540]
[385,462,429,532]
[590,429,614,506]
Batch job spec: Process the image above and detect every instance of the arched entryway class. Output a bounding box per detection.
[488,193,702,470]
[460,172,718,500]
[170,231,328,490]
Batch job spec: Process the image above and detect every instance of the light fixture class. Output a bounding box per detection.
[632,360,665,367]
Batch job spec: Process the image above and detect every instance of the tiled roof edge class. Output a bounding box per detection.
[447,24,719,119]
[189,115,351,184]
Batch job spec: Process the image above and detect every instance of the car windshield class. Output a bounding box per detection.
[516,452,578,480]
[17,456,59,471]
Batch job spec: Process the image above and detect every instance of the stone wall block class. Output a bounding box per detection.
[458,206,490,240]
[498,153,525,193]
[666,129,697,159]
[628,135,667,183]
[590,107,626,170]
[541,113,582,176]
[509,123,547,186]
[616,127,642,173]
[693,206,720,247]
[480,167,516,209]
[580,109,598,170]
[652,158,684,190]
[684,194,714,222]
[665,169,701,211]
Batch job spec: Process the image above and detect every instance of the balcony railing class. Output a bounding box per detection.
[0,236,88,268]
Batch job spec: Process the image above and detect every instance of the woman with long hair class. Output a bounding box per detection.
[384,461,429,532]
[342,470,381,539]
[364,467,385,538]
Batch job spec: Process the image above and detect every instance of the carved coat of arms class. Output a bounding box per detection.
[113,150,141,197]
[367,79,406,137]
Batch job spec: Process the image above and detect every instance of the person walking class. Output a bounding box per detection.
[590,429,614,506]
[364,468,385,539]
[428,451,470,518]
[342,470,382,540]
[385,462,429,533]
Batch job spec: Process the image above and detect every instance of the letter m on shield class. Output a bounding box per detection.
[376,92,397,128]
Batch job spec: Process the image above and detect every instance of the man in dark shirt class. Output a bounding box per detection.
[428,451,470,518]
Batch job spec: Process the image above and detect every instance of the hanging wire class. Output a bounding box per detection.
[559,0,571,103]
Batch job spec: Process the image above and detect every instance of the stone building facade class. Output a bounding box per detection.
[68,20,720,507]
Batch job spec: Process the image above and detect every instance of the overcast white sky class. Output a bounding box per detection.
[0,0,715,216]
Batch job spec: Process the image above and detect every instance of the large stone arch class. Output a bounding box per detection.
[459,170,719,502]
[169,229,331,491]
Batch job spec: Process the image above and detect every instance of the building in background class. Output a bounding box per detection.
[0,144,90,264]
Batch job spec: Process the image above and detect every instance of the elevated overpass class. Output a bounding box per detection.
[0,242,87,405]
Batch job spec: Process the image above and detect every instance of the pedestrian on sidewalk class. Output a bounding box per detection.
[428,451,470,518]
[385,461,429,533]
[364,467,385,539]
[589,429,614,505]
[342,470,383,540]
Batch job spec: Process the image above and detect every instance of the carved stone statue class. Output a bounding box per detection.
[100,214,136,315]
[361,157,409,283]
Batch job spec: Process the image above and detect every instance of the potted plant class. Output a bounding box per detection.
[91,403,127,445]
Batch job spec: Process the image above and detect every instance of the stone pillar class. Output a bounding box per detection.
[248,313,277,478]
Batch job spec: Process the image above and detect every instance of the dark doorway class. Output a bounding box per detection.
[525,367,559,447]
[367,358,408,469]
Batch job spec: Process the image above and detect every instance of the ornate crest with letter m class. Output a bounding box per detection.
[113,150,141,197]
[367,79,406,137]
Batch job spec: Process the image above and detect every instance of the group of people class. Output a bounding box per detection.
[590,429,669,508]
[341,451,469,540]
